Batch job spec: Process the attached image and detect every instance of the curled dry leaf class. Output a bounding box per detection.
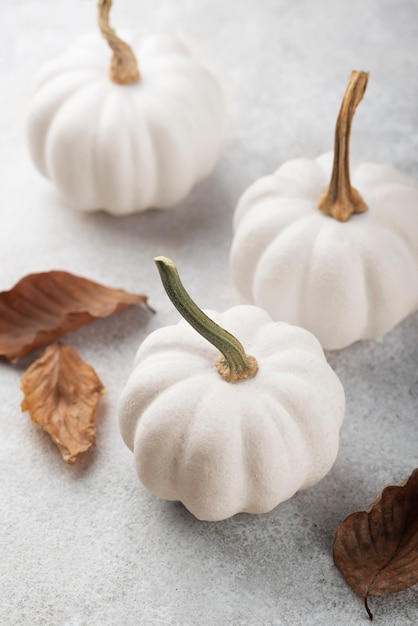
[21,343,106,464]
[333,469,418,620]
[0,270,149,362]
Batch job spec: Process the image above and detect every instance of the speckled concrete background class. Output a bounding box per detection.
[1,1,417,624]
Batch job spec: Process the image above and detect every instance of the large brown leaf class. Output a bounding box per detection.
[333,469,418,620]
[0,270,148,362]
[21,343,106,464]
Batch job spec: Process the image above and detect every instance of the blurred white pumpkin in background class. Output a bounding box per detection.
[230,71,418,350]
[26,0,225,215]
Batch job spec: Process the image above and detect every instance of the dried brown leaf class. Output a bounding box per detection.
[21,343,106,464]
[333,469,418,620]
[0,270,148,362]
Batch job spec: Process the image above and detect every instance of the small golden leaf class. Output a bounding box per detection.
[21,343,106,464]
[333,469,418,620]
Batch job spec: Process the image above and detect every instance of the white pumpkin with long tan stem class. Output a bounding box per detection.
[26,0,224,215]
[230,71,418,350]
[118,257,345,522]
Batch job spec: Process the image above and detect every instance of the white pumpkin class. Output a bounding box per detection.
[230,71,418,350]
[26,1,224,215]
[118,257,345,522]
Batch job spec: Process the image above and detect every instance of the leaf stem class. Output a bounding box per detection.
[318,70,369,222]
[154,257,258,383]
[98,0,140,85]
[364,595,373,621]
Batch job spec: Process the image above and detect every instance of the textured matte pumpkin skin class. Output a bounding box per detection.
[119,305,345,521]
[27,33,224,215]
[230,153,418,350]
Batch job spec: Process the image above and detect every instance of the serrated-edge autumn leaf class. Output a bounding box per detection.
[333,468,418,620]
[0,270,149,362]
[21,343,106,464]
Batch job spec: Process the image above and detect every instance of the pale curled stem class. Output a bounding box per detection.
[154,257,258,383]
[98,0,140,85]
[318,70,369,222]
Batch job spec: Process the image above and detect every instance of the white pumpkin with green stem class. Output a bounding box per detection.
[230,71,418,350]
[26,0,224,215]
[118,257,345,522]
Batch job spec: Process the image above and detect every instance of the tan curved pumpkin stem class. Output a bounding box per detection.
[154,257,258,383]
[318,70,369,222]
[98,0,140,85]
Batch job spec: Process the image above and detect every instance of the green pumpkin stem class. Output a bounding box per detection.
[98,0,140,85]
[154,257,258,383]
[318,70,369,222]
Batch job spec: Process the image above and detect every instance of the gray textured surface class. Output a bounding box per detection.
[1,0,418,624]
